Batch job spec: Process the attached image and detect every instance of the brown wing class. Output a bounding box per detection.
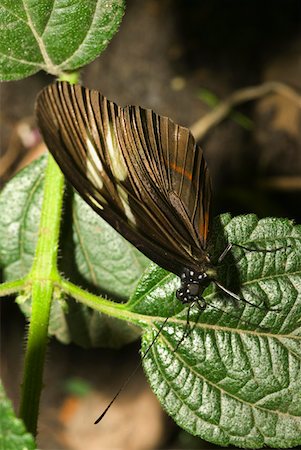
[36,81,211,276]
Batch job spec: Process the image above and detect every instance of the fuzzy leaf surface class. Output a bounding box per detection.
[0,381,36,450]
[0,0,125,80]
[127,215,301,448]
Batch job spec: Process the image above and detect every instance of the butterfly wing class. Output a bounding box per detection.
[36,82,211,276]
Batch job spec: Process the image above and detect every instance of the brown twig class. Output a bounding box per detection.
[257,176,301,191]
[191,81,301,141]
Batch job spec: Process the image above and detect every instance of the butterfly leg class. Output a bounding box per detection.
[216,243,284,311]
[174,302,194,352]
[174,300,206,351]
[181,300,205,342]
[214,280,271,310]
[218,242,289,263]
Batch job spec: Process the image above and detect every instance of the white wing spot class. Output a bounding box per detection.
[87,194,104,210]
[86,136,103,190]
[106,123,128,181]
[117,186,136,225]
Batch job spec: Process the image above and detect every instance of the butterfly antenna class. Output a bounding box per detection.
[218,243,290,263]
[94,316,169,424]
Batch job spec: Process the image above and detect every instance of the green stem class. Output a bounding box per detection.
[0,278,26,297]
[59,71,80,84]
[60,279,153,326]
[19,154,64,436]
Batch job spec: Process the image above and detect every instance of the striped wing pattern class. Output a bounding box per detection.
[36,82,211,276]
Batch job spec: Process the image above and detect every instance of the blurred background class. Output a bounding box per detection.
[1,0,301,448]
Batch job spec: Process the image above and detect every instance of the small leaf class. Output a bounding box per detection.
[127,215,301,448]
[0,155,147,347]
[0,381,36,450]
[0,0,125,80]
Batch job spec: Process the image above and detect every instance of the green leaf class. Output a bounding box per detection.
[0,0,125,80]
[0,381,36,450]
[0,155,46,279]
[0,155,148,347]
[127,215,301,448]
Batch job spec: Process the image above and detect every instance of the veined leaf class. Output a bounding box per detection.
[127,215,301,448]
[0,381,36,450]
[0,0,125,80]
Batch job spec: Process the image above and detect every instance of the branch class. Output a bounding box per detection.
[191,81,301,141]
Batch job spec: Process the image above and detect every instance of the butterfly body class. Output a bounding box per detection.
[176,262,218,304]
[36,81,212,305]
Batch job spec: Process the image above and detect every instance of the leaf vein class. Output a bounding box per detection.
[0,50,42,67]
[21,0,58,75]
[152,323,301,419]
[56,0,99,68]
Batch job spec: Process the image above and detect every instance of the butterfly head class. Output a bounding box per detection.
[176,266,216,305]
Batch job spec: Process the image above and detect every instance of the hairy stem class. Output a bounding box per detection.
[19,154,64,436]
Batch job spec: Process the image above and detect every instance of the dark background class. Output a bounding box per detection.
[1,0,301,448]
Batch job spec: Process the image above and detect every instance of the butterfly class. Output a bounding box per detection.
[35,81,244,308]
